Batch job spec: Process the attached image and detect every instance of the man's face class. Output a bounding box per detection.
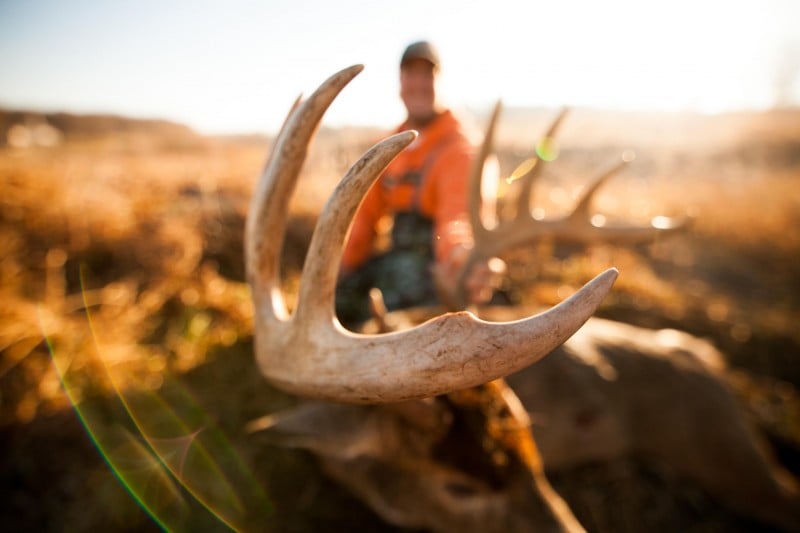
[400,59,437,125]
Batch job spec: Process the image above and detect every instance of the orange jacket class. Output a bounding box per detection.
[341,110,475,272]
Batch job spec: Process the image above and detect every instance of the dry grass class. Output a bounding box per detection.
[1,108,799,531]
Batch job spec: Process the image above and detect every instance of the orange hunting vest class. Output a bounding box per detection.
[341,110,475,272]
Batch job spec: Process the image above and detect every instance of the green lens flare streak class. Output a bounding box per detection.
[43,269,272,531]
[44,316,184,532]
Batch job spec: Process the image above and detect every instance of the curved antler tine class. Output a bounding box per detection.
[514,107,570,221]
[245,94,301,292]
[570,154,631,219]
[449,101,504,309]
[566,151,690,244]
[264,268,618,403]
[246,64,364,322]
[294,131,417,326]
[469,100,502,246]
[542,106,570,139]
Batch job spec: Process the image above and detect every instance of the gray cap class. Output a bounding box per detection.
[400,41,440,69]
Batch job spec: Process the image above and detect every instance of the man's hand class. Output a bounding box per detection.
[432,245,506,308]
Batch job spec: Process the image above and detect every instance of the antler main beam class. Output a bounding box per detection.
[245,65,617,403]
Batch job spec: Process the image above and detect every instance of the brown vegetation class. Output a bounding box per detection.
[1,107,799,531]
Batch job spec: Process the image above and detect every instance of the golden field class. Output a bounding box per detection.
[1,106,799,531]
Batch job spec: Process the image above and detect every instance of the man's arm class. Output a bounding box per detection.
[340,179,384,276]
[424,143,499,305]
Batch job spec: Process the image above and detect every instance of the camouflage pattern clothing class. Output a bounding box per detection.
[336,212,437,327]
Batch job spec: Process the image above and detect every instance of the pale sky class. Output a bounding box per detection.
[0,0,798,134]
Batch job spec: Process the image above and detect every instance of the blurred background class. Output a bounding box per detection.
[1,0,798,133]
[1,1,799,531]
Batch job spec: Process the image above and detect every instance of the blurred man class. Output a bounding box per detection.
[336,41,494,326]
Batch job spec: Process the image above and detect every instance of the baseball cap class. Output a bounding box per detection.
[400,41,440,70]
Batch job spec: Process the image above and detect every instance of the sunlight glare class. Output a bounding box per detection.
[652,215,678,229]
[506,157,537,184]
[536,137,559,162]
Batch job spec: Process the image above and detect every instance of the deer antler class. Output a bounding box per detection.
[450,102,687,309]
[245,65,618,403]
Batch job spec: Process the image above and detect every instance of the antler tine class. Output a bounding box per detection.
[562,152,690,244]
[250,65,619,404]
[294,130,417,326]
[569,154,632,220]
[246,64,364,322]
[468,100,502,246]
[514,107,570,218]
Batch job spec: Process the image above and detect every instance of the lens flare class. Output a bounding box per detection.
[506,157,537,184]
[42,268,273,531]
[536,137,559,162]
[45,326,185,531]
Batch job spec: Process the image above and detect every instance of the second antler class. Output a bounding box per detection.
[448,102,688,309]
